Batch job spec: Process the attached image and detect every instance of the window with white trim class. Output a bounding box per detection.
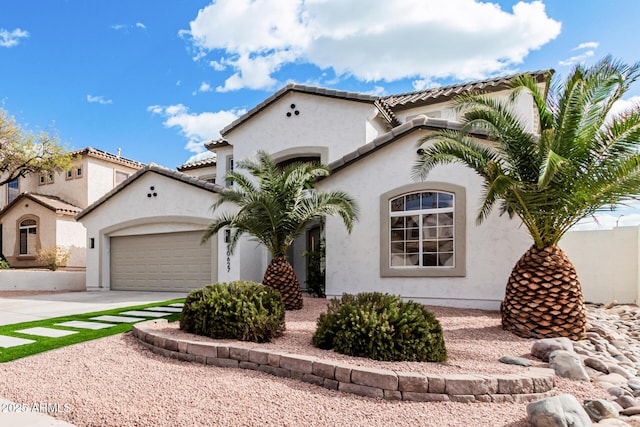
[389,191,455,268]
[380,182,466,277]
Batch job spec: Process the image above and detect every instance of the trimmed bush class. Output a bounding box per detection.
[312,292,447,362]
[180,281,285,343]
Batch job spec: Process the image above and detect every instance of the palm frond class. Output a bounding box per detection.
[414,57,640,247]
[202,151,358,258]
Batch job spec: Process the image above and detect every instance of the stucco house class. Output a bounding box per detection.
[78,71,550,309]
[0,147,143,268]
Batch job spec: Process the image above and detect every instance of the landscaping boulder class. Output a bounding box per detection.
[583,399,619,422]
[549,350,589,381]
[527,394,592,427]
[532,337,574,362]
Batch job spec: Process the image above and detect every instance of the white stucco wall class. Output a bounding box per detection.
[226,92,376,166]
[0,270,86,292]
[79,171,221,290]
[561,226,640,304]
[395,86,542,134]
[318,129,532,310]
[56,217,86,267]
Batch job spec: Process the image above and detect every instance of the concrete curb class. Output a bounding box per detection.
[133,319,556,403]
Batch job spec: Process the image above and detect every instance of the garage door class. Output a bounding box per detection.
[110,231,215,292]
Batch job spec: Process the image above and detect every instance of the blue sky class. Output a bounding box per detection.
[1,0,640,227]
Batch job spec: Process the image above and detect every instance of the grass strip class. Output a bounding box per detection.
[0,299,184,363]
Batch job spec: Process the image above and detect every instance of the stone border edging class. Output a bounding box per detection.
[133,319,555,403]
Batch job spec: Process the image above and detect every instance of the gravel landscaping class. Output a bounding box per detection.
[0,296,609,426]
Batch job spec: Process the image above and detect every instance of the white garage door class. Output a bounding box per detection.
[110,231,215,292]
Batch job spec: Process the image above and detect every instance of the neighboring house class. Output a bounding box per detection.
[79,71,550,309]
[0,147,143,268]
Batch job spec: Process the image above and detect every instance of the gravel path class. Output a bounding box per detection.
[0,296,608,427]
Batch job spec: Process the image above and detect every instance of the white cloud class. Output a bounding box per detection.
[185,151,216,164]
[87,95,113,105]
[147,104,245,155]
[183,0,561,91]
[0,28,29,47]
[559,41,599,67]
[365,86,386,96]
[199,82,212,92]
[574,41,599,50]
[209,60,226,71]
[412,79,441,91]
[558,50,595,67]
[192,51,207,62]
[111,23,147,32]
[609,96,640,119]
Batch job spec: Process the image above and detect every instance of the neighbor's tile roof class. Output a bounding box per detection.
[76,163,222,220]
[176,156,217,172]
[71,147,145,170]
[0,193,82,217]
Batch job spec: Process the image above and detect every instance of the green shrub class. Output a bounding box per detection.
[312,292,447,362]
[180,281,285,343]
[0,256,9,270]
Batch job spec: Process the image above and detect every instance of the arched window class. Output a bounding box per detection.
[19,218,37,255]
[390,191,454,267]
[380,183,466,277]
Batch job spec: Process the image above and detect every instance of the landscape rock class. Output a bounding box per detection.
[620,406,640,416]
[549,350,590,381]
[614,395,638,409]
[527,394,592,427]
[584,357,609,374]
[499,355,532,367]
[583,399,619,422]
[532,338,574,362]
[593,374,628,387]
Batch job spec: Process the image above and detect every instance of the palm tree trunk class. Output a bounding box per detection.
[501,245,586,340]
[263,256,303,310]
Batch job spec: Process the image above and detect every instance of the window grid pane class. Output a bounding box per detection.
[389,191,454,268]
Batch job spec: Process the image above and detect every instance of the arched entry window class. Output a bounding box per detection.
[19,218,37,255]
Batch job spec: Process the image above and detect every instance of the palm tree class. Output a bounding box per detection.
[202,150,358,310]
[413,57,640,340]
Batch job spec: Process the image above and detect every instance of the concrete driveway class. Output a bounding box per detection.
[0,290,187,326]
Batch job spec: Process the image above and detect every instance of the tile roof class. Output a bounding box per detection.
[326,115,488,175]
[71,147,145,169]
[216,70,553,138]
[204,138,231,151]
[381,70,553,109]
[76,163,223,220]
[0,193,82,217]
[176,156,217,172]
